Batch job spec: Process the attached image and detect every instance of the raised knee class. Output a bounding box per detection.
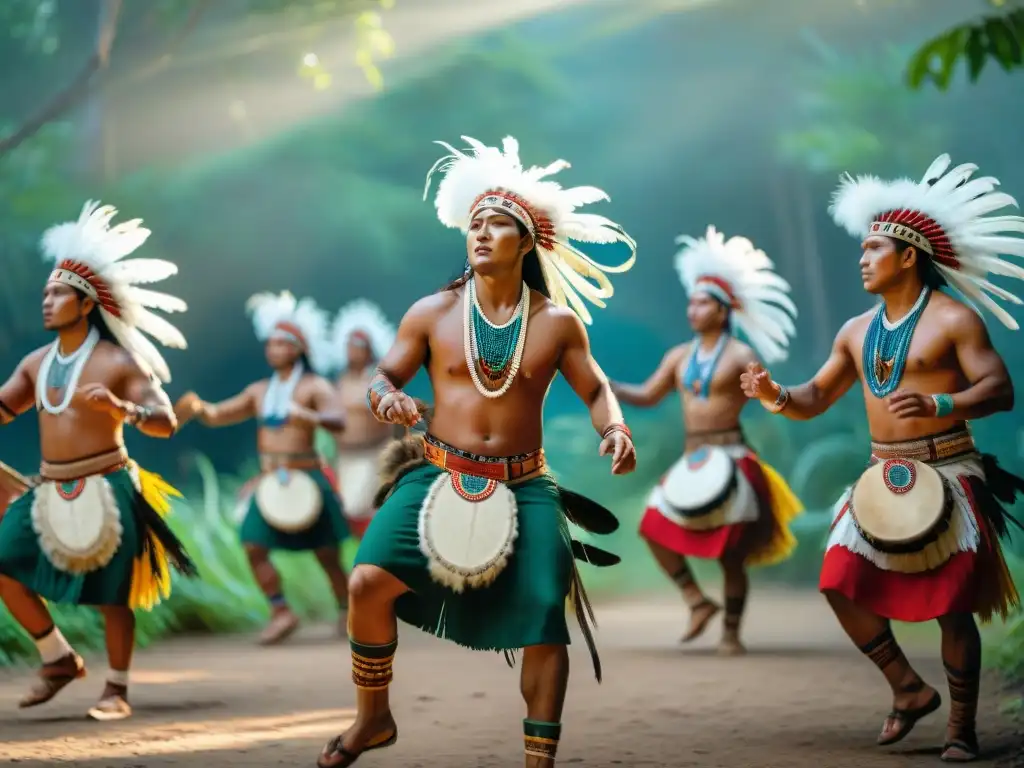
[348,565,397,602]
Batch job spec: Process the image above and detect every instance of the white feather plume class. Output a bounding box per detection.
[330,299,396,372]
[424,135,636,325]
[39,200,187,383]
[246,290,333,375]
[674,226,798,364]
[829,153,1024,330]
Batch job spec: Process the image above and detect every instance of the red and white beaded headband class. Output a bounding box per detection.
[469,190,558,250]
[48,259,122,317]
[693,276,740,309]
[271,321,308,350]
[868,210,958,269]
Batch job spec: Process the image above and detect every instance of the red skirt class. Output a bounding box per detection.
[639,454,771,560]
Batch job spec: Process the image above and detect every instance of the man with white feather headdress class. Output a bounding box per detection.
[175,291,350,646]
[743,154,1024,762]
[329,299,399,537]
[313,136,636,768]
[611,226,804,656]
[0,201,196,721]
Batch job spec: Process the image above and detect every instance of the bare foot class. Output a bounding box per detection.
[87,682,132,721]
[717,637,746,657]
[876,681,941,746]
[18,652,86,708]
[681,599,720,643]
[259,608,300,645]
[317,713,398,767]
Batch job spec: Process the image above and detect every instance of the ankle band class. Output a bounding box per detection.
[107,668,129,687]
[671,564,695,589]
[858,626,902,670]
[350,638,397,690]
[724,595,746,629]
[524,719,561,760]
[269,593,287,609]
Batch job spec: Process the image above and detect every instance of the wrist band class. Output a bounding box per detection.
[602,423,631,440]
[124,403,154,427]
[0,398,14,425]
[762,384,790,414]
[932,393,954,417]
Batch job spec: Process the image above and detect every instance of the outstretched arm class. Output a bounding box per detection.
[366,296,435,425]
[175,385,257,429]
[742,320,859,421]
[558,311,636,474]
[0,356,37,427]
[610,345,685,408]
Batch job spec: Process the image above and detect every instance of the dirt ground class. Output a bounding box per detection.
[0,589,1022,767]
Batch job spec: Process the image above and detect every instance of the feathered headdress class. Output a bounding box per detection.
[424,136,636,325]
[246,291,332,375]
[330,299,396,372]
[830,153,1024,330]
[40,200,187,383]
[675,226,797,364]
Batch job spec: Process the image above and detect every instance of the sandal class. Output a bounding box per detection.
[876,686,942,746]
[316,727,398,767]
[19,653,86,709]
[940,733,979,762]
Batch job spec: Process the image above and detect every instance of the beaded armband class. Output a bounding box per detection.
[0,399,14,426]
[931,393,954,418]
[602,423,632,441]
[761,384,790,414]
[123,402,154,427]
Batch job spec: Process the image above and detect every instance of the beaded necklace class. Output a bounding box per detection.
[862,286,931,398]
[463,279,530,399]
[681,334,728,398]
[36,327,101,415]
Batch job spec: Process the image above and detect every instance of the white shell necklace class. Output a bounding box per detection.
[36,327,101,415]
[463,279,530,399]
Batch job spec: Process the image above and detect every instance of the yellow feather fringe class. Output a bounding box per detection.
[128,466,182,612]
[744,460,805,568]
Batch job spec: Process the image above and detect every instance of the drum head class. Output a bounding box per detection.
[662,446,737,515]
[32,477,123,574]
[420,472,518,592]
[255,469,323,533]
[850,458,947,545]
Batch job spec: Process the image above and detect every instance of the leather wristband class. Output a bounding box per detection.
[602,423,632,440]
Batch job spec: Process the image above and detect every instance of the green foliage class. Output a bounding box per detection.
[778,30,946,175]
[906,2,1024,91]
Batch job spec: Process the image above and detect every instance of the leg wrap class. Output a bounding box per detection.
[671,563,695,591]
[350,639,397,691]
[944,661,981,734]
[723,594,746,632]
[858,626,904,671]
[524,719,561,761]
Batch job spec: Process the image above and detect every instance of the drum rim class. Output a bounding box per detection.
[849,460,954,554]
[662,447,738,517]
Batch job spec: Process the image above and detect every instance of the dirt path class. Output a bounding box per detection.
[0,589,1021,766]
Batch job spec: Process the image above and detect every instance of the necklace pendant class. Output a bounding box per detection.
[692,380,703,396]
[874,353,895,386]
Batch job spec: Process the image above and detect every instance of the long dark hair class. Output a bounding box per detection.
[442,219,551,298]
[74,289,120,345]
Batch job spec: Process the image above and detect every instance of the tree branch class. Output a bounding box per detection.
[0,0,123,158]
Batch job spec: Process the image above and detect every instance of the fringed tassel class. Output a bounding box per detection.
[569,562,602,683]
[743,459,803,568]
[963,472,1021,623]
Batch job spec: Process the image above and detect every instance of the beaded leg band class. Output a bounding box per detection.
[723,594,746,633]
[858,627,906,672]
[524,719,561,761]
[351,639,397,690]
[944,661,981,736]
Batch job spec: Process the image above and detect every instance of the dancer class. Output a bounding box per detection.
[329,299,398,537]
[315,136,637,767]
[742,154,1024,762]
[175,291,350,644]
[0,201,195,720]
[611,226,803,654]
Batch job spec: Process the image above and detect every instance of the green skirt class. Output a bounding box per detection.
[0,467,192,608]
[354,464,574,651]
[240,468,350,551]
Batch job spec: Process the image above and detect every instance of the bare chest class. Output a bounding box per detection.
[677,346,744,399]
[252,377,319,408]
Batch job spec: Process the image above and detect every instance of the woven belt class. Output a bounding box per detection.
[423,434,545,482]
[685,426,744,451]
[40,447,129,482]
[870,428,975,463]
[259,452,321,472]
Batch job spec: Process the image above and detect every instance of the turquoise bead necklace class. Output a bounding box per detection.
[862,286,931,398]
